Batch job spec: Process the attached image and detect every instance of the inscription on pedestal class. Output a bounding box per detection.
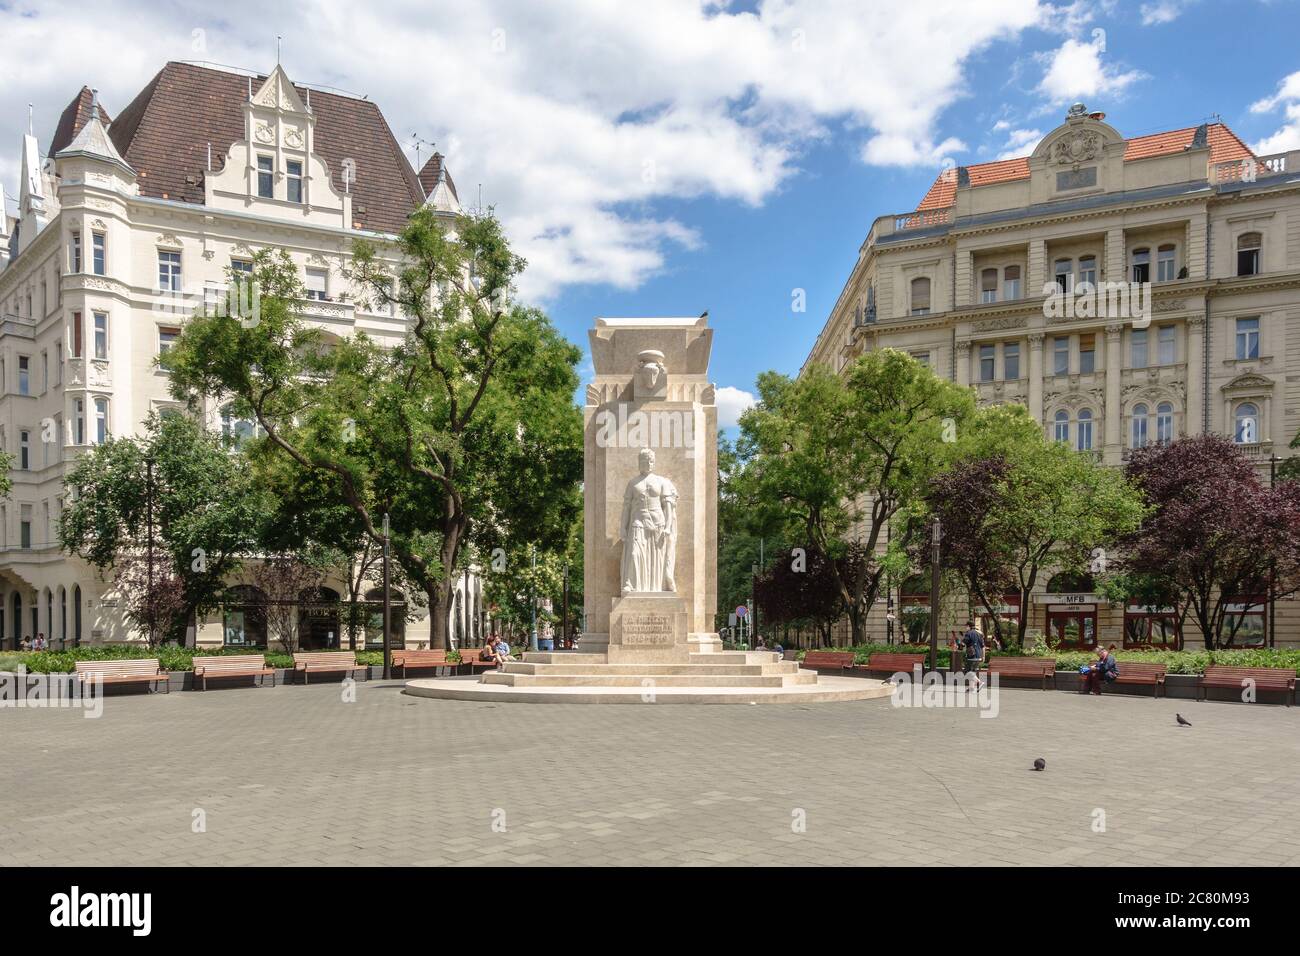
[620,611,674,645]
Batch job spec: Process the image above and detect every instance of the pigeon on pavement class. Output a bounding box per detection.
[1033,758,1046,771]
[1176,713,1192,727]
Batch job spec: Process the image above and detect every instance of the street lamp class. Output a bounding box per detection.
[529,546,539,652]
[381,512,392,680]
[928,516,941,672]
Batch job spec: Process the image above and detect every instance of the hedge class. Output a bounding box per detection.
[7,645,378,675]
[796,643,1300,676]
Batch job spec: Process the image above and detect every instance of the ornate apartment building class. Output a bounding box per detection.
[0,61,489,651]
[804,104,1300,649]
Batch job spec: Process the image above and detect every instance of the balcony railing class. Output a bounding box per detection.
[893,207,954,232]
[0,313,36,339]
[1210,153,1289,184]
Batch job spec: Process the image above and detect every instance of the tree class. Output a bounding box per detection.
[166,210,583,648]
[1122,434,1300,649]
[251,555,326,653]
[59,413,269,645]
[736,350,976,643]
[754,545,866,646]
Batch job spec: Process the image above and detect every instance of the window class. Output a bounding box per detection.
[17,356,28,395]
[1157,325,1175,365]
[54,343,61,385]
[979,344,995,382]
[1053,336,1069,375]
[231,258,254,279]
[158,251,182,292]
[1131,403,1149,448]
[1234,403,1259,444]
[1003,342,1020,381]
[72,312,83,358]
[286,160,303,203]
[20,505,31,550]
[305,268,328,301]
[94,398,108,444]
[92,232,106,276]
[41,351,47,392]
[1131,247,1150,284]
[1003,265,1021,300]
[19,430,29,470]
[1156,244,1176,282]
[159,326,180,368]
[1156,402,1174,445]
[73,399,85,445]
[1077,409,1093,451]
[70,233,82,273]
[910,277,931,315]
[1237,232,1261,277]
[1235,317,1260,360]
[1054,410,1069,443]
[93,313,108,360]
[1054,258,1073,293]
[1079,333,1095,374]
[257,155,274,198]
[980,268,998,304]
[909,351,930,367]
[1131,328,1148,368]
[1078,255,1097,288]
[220,404,258,445]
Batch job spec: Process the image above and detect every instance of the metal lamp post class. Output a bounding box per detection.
[529,546,539,652]
[381,513,392,680]
[928,516,941,672]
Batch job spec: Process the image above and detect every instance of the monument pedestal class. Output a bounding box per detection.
[609,593,689,663]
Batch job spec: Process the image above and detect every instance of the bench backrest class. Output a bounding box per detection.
[1116,662,1167,678]
[74,659,162,677]
[393,650,449,664]
[804,651,855,665]
[292,652,357,667]
[193,655,267,672]
[866,653,926,670]
[1203,665,1295,685]
[988,656,1056,673]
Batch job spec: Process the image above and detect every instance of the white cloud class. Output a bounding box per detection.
[715,386,757,429]
[995,127,1044,159]
[0,0,1047,300]
[1036,36,1145,103]
[1139,1,1190,25]
[1251,71,1300,155]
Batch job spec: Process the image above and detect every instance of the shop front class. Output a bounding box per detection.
[1123,605,1182,649]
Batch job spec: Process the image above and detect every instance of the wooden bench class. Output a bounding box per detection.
[984,656,1057,690]
[1198,665,1296,707]
[859,652,926,679]
[74,659,170,693]
[292,652,367,685]
[391,649,456,678]
[1109,661,1167,698]
[458,646,500,674]
[800,651,856,673]
[192,654,276,690]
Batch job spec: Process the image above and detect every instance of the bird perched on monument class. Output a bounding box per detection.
[1032,758,1046,771]
[1176,713,1192,727]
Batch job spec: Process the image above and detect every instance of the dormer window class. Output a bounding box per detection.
[286,160,304,204]
[257,156,274,199]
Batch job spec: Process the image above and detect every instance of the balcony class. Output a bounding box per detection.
[0,313,36,339]
[1210,153,1291,185]
[866,207,954,248]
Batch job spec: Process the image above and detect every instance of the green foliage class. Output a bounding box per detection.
[17,644,374,673]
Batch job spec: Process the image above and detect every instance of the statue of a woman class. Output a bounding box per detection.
[620,448,677,593]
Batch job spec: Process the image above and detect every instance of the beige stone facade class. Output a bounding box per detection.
[803,106,1300,650]
[0,62,487,652]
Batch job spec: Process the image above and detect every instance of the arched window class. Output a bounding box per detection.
[1131,403,1149,448]
[1156,402,1174,445]
[59,586,66,648]
[1053,409,1069,443]
[1156,244,1177,282]
[1237,232,1261,276]
[1054,258,1073,293]
[980,268,999,304]
[220,403,259,446]
[1131,247,1151,283]
[910,277,931,315]
[43,588,52,642]
[1076,409,1093,452]
[1235,403,1259,444]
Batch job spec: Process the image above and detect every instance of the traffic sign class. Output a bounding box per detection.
[736,605,748,618]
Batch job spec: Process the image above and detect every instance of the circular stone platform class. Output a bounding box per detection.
[403,674,894,705]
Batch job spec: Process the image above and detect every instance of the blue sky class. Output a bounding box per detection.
[2,0,1298,426]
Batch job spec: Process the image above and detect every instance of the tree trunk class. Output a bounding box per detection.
[427,582,450,649]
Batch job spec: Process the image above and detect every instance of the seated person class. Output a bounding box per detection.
[494,638,515,663]
[1080,645,1119,695]
[479,642,500,665]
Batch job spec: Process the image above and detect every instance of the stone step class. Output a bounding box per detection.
[482,671,818,688]
[501,661,801,677]
[689,651,784,665]
[518,651,609,665]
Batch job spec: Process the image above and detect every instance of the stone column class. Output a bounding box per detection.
[955,250,973,308]
[1186,316,1205,435]
[1027,333,1044,422]
[1027,239,1047,296]
[1104,322,1124,462]
[955,341,970,387]
[1105,227,1126,284]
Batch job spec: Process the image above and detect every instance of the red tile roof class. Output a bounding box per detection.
[96,62,425,235]
[49,86,112,155]
[915,122,1255,211]
[417,152,459,203]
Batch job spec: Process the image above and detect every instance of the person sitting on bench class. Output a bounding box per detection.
[1080,645,1119,695]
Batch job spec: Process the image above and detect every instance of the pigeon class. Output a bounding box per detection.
[1032,758,1046,771]
[1176,713,1192,727]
